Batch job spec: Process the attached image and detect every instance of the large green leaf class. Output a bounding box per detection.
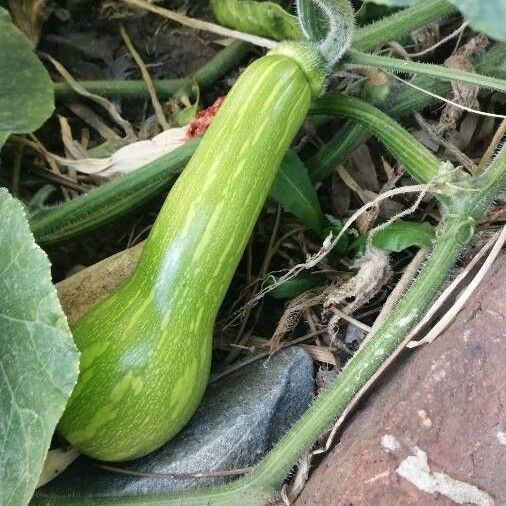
[210,0,302,41]
[0,188,79,506]
[448,0,506,42]
[271,151,325,234]
[0,7,54,143]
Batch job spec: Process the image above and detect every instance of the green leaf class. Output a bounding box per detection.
[270,151,325,234]
[210,0,302,41]
[447,0,506,42]
[372,220,435,252]
[355,3,397,25]
[478,42,506,80]
[0,7,54,143]
[268,272,326,299]
[0,188,79,506]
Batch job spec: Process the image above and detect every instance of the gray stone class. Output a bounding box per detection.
[344,323,366,346]
[36,347,314,499]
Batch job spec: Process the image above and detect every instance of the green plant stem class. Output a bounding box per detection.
[30,139,199,246]
[352,0,455,52]
[310,93,441,183]
[34,145,506,505]
[345,49,506,93]
[244,144,505,501]
[53,41,250,99]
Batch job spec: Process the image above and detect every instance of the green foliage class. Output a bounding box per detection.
[372,220,435,252]
[355,3,396,25]
[0,132,8,150]
[210,0,302,41]
[478,42,506,79]
[0,189,79,506]
[353,221,435,253]
[0,7,54,147]
[270,151,325,234]
[448,0,506,42]
[268,272,326,299]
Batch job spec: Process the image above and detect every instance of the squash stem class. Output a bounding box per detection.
[52,1,456,100]
[310,93,442,184]
[352,0,456,52]
[246,143,506,499]
[345,49,506,93]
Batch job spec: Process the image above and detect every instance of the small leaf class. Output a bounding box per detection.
[176,82,201,127]
[477,42,506,80]
[210,0,302,41]
[270,151,325,234]
[372,220,435,252]
[0,188,79,506]
[268,273,326,299]
[355,3,396,25]
[447,0,506,42]
[0,7,54,143]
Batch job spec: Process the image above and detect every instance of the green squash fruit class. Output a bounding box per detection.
[58,42,325,461]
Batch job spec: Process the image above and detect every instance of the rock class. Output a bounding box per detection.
[37,347,314,499]
[296,254,506,506]
[56,242,144,325]
[344,323,366,346]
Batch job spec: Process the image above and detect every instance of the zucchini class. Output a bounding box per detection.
[58,42,325,461]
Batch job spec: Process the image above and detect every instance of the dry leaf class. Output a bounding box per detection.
[55,127,187,177]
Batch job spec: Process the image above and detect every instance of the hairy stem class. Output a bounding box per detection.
[30,140,199,246]
[352,0,455,52]
[30,93,437,246]
[53,41,250,99]
[345,49,506,93]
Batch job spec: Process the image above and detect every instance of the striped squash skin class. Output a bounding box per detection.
[58,51,317,461]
